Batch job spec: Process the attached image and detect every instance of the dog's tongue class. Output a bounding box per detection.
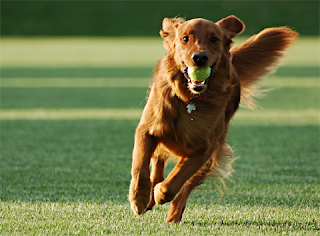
[193,81,204,85]
[192,80,206,87]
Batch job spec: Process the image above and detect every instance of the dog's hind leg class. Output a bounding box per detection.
[165,143,234,223]
[153,145,216,206]
[165,156,214,223]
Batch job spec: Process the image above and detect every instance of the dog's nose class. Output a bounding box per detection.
[192,52,209,67]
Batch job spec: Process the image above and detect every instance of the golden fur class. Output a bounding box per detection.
[129,15,298,223]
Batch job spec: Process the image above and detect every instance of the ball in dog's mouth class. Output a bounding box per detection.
[183,63,216,93]
[188,67,211,81]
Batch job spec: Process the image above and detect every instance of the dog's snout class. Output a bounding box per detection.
[192,52,209,67]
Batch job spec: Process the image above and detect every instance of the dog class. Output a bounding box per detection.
[129,15,298,223]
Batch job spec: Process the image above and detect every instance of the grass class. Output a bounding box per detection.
[1,37,166,67]
[1,36,319,67]
[1,37,319,235]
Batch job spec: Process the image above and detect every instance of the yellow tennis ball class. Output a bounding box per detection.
[187,67,211,81]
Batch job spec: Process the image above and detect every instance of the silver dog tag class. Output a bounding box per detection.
[187,103,196,114]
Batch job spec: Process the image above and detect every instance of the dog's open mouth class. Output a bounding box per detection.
[183,62,216,93]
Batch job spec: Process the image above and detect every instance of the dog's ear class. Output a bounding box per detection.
[216,15,244,38]
[160,17,185,50]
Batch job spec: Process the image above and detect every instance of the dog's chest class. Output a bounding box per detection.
[157,107,224,156]
[175,104,223,138]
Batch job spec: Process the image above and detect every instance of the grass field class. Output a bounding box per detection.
[1,36,319,235]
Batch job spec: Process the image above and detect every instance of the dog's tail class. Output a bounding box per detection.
[231,27,298,108]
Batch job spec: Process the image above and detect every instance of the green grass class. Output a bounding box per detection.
[1,37,166,67]
[1,37,319,235]
[1,36,319,67]
[0,87,148,109]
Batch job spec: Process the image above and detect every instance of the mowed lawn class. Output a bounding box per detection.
[1,37,319,235]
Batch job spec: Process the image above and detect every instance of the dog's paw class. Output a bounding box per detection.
[129,178,151,215]
[130,199,148,215]
[154,182,175,205]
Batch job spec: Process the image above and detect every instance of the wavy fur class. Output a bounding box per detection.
[129,15,298,223]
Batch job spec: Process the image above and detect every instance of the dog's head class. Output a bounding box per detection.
[160,16,244,95]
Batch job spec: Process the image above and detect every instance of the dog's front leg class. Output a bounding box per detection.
[154,148,214,205]
[129,127,157,215]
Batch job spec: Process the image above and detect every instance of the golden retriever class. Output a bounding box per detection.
[129,15,298,223]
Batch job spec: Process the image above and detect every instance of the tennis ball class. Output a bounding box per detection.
[187,67,211,81]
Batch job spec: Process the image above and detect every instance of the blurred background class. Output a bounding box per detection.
[1,2,320,234]
[2,1,319,36]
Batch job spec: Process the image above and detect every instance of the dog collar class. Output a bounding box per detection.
[193,93,213,101]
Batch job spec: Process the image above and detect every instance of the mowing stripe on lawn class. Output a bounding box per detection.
[264,77,319,87]
[235,109,319,125]
[0,78,152,88]
[0,108,142,120]
[1,109,319,125]
[0,77,318,88]
[1,37,165,68]
[2,37,318,67]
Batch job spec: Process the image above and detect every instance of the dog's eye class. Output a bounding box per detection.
[183,36,189,43]
[211,37,218,43]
